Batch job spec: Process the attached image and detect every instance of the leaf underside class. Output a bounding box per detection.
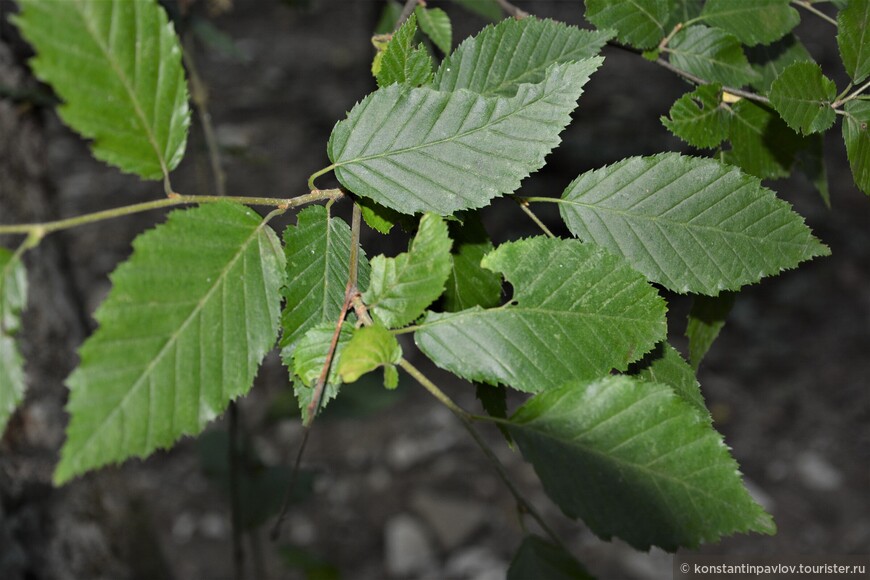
[55,203,285,484]
[292,322,353,415]
[415,237,667,394]
[338,324,402,386]
[328,59,602,215]
[559,153,830,295]
[629,342,707,417]
[700,0,799,47]
[14,0,190,181]
[509,376,776,551]
[661,83,729,149]
[0,249,28,436]
[668,26,758,88]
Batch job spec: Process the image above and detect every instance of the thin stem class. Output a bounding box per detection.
[307,165,336,191]
[396,0,420,29]
[270,428,312,541]
[0,190,343,236]
[834,78,870,108]
[495,0,529,18]
[792,0,838,26]
[228,403,245,580]
[522,195,564,205]
[397,358,567,551]
[183,40,227,198]
[654,55,771,104]
[658,22,683,52]
[514,197,555,238]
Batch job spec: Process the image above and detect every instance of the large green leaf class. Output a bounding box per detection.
[667,26,758,87]
[292,322,353,416]
[842,100,870,195]
[55,203,285,484]
[769,62,837,135]
[328,60,602,215]
[838,0,870,83]
[14,0,190,181]
[443,215,502,312]
[434,17,613,96]
[279,206,370,357]
[415,238,666,394]
[364,213,452,328]
[661,83,729,148]
[415,6,452,55]
[666,0,704,29]
[558,153,829,295]
[699,0,799,47]
[630,342,707,417]
[724,99,801,179]
[746,34,813,93]
[507,536,594,580]
[0,249,27,436]
[508,376,776,551]
[686,292,735,369]
[584,0,669,49]
[337,324,402,388]
[376,13,433,88]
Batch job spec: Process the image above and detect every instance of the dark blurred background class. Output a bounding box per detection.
[0,1,868,579]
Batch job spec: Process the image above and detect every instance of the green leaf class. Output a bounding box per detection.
[558,153,830,295]
[795,133,831,207]
[842,99,870,195]
[434,17,613,97]
[666,0,703,29]
[376,13,433,88]
[374,0,402,35]
[584,0,669,49]
[364,213,452,328]
[838,0,870,83]
[358,197,404,235]
[279,206,370,357]
[0,249,27,436]
[476,382,509,429]
[415,6,452,54]
[507,536,594,580]
[667,26,758,87]
[329,60,602,215]
[508,376,776,551]
[686,292,736,369]
[769,62,837,135]
[292,323,353,415]
[630,342,707,416]
[415,238,667,393]
[661,83,729,148]
[13,0,190,181]
[699,0,799,47]
[449,0,502,21]
[338,324,402,388]
[55,203,285,484]
[724,99,801,179]
[444,215,502,312]
[746,34,813,93]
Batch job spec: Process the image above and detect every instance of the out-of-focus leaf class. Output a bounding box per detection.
[686,292,736,369]
[0,249,27,436]
[725,99,800,179]
[415,6,452,54]
[746,34,813,93]
[443,214,502,312]
[507,536,594,580]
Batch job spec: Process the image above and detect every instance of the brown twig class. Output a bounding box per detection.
[495,0,529,18]
[396,0,420,29]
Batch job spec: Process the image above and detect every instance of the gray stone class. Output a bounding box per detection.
[795,451,843,491]
[384,513,437,576]
[411,491,489,551]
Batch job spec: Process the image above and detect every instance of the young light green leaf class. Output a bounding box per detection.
[415,6,452,54]
[769,62,837,135]
[686,292,736,369]
[292,322,353,415]
[55,203,285,484]
[667,26,758,88]
[838,0,870,83]
[699,0,799,47]
[329,60,602,215]
[444,215,502,312]
[508,376,776,551]
[584,0,669,49]
[724,99,801,179]
[14,0,190,181]
[364,213,452,328]
[280,206,370,357]
[558,153,830,295]
[661,83,729,148]
[434,17,613,96]
[449,0,502,21]
[507,536,594,580]
[415,238,667,394]
[358,197,404,235]
[376,13,433,88]
[842,100,870,195]
[0,249,27,436]
[746,34,813,93]
[630,342,708,416]
[338,324,402,388]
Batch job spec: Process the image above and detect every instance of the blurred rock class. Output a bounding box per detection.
[384,513,436,576]
[795,451,843,491]
[443,546,507,580]
[411,491,488,551]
